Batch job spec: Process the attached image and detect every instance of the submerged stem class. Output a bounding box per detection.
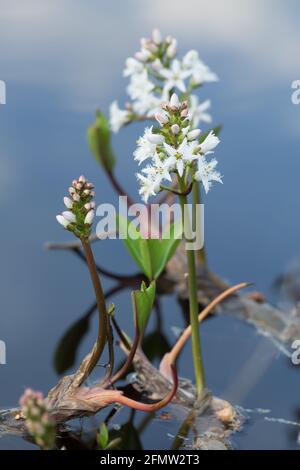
[178,177,205,398]
[81,240,108,379]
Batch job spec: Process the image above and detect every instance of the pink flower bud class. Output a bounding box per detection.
[155,112,168,125]
[171,124,180,135]
[167,39,177,58]
[72,193,80,202]
[135,49,151,62]
[152,28,162,45]
[78,175,86,183]
[64,197,73,209]
[170,93,180,109]
[181,108,189,118]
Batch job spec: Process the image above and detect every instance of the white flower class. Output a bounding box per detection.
[136,173,159,203]
[163,138,198,177]
[123,57,144,77]
[127,70,154,100]
[160,59,191,94]
[136,153,174,203]
[109,101,130,133]
[183,50,218,85]
[132,93,162,117]
[56,215,69,229]
[194,157,222,193]
[189,96,212,127]
[199,131,220,155]
[133,126,159,165]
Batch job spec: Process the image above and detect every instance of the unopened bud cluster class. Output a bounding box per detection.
[19,389,56,450]
[135,29,177,64]
[56,176,95,239]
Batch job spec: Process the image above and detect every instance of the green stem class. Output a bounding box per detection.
[178,178,205,397]
[192,182,207,267]
[81,239,108,378]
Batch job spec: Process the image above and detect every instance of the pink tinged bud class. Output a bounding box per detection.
[148,43,158,53]
[69,187,75,195]
[135,50,151,62]
[181,108,189,118]
[64,197,73,209]
[83,189,90,196]
[84,210,95,225]
[75,182,83,190]
[170,93,180,109]
[84,203,91,211]
[56,215,69,229]
[78,175,86,183]
[152,28,162,45]
[152,58,163,71]
[147,133,165,145]
[62,211,76,223]
[90,201,96,209]
[171,124,180,135]
[72,193,80,202]
[167,39,177,58]
[72,180,77,188]
[90,191,96,197]
[155,112,168,125]
[86,182,94,189]
[187,129,201,141]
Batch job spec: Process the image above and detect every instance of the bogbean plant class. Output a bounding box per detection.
[56,30,222,402]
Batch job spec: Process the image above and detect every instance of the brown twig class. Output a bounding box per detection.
[159,282,251,378]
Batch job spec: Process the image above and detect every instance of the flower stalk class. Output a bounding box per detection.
[178,177,205,397]
[56,176,108,380]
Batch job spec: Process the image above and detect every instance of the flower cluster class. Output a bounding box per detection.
[56,176,95,239]
[109,29,217,132]
[19,389,56,450]
[135,93,222,202]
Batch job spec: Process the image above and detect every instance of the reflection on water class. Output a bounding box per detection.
[1,0,300,450]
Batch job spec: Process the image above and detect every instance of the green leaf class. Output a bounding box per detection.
[87,110,115,171]
[118,215,182,280]
[97,423,109,450]
[117,214,152,278]
[147,219,182,279]
[132,281,156,334]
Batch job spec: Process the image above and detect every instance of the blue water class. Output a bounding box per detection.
[0,0,300,450]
